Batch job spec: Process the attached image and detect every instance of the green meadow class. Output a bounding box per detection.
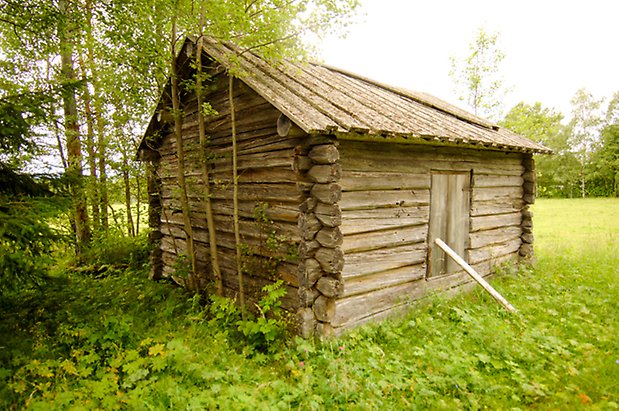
[1,198,617,409]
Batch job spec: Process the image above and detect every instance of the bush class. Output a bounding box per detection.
[75,231,152,275]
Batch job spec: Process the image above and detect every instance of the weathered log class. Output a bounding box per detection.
[309,144,339,164]
[343,263,426,297]
[313,295,335,322]
[298,213,321,240]
[342,243,426,279]
[522,170,536,182]
[308,164,342,183]
[523,181,536,194]
[292,156,312,173]
[299,197,317,213]
[297,307,316,338]
[519,243,534,257]
[299,286,319,307]
[315,227,343,248]
[315,247,345,273]
[298,258,322,287]
[340,171,429,191]
[470,212,522,232]
[277,113,292,137]
[342,224,427,254]
[523,193,535,204]
[315,276,344,298]
[521,232,534,244]
[311,183,342,204]
[469,226,522,249]
[473,174,524,188]
[298,240,320,258]
[297,181,314,193]
[314,202,342,228]
[468,237,522,264]
[339,189,429,210]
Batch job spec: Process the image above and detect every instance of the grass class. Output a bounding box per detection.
[0,198,618,409]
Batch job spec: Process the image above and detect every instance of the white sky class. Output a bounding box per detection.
[318,0,619,120]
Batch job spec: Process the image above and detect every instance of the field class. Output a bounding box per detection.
[1,198,617,409]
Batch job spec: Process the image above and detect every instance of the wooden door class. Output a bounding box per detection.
[427,171,471,277]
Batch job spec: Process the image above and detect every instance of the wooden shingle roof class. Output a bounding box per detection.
[200,38,550,154]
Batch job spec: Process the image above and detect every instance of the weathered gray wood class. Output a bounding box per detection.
[468,237,522,264]
[313,295,335,322]
[470,198,524,217]
[293,156,312,173]
[298,286,320,307]
[315,247,345,273]
[342,224,427,253]
[298,240,320,258]
[340,206,428,235]
[521,232,534,244]
[470,212,522,232]
[469,226,522,249]
[342,263,425,297]
[340,171,429,191]
[298,258,322,287]
[311,183,342,204]
[277,113,292,137]
[339,189,430,211]
[427,173,446,277]
[316,276,344,297]
[315,227,343,248]
[342,243,427,278]
[299,197,317,213]
[473,174,524,188]
[472,186,523,202]
[308,164,342,183]
[314,203,342,227]
[309,144,339,164]
[298,213,321,241]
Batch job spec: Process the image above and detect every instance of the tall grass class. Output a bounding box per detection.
[0,199,617,409]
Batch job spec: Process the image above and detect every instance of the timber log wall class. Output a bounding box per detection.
[333,140,527,333]
[155,76,303,309]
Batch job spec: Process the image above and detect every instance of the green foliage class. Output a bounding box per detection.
[450,27,509,121]
[75,231,152,275]
[208,280,289,357]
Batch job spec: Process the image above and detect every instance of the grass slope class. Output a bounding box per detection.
[1,198,618,409]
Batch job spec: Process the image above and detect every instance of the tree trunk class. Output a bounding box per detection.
[196,35,223,296]
[78,53,100,232]
[170,12,198,289]
[121,149,135,237]
[135,168,141,236]
[59,0,90,256]
[84,0,108,231]
[230,75,246,316]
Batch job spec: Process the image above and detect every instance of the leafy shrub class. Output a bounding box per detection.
[77,231,151,274]
[207,280,290,357]
[0,194,66,293]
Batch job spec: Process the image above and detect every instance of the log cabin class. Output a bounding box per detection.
[137,37,550,338]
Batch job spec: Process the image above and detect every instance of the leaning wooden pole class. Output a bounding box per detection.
[170,15,197,288]
[434,238,517,313]
[196,35,224,296]
[229,75,246,317]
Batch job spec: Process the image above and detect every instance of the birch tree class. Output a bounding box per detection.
[450,28,509,121]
